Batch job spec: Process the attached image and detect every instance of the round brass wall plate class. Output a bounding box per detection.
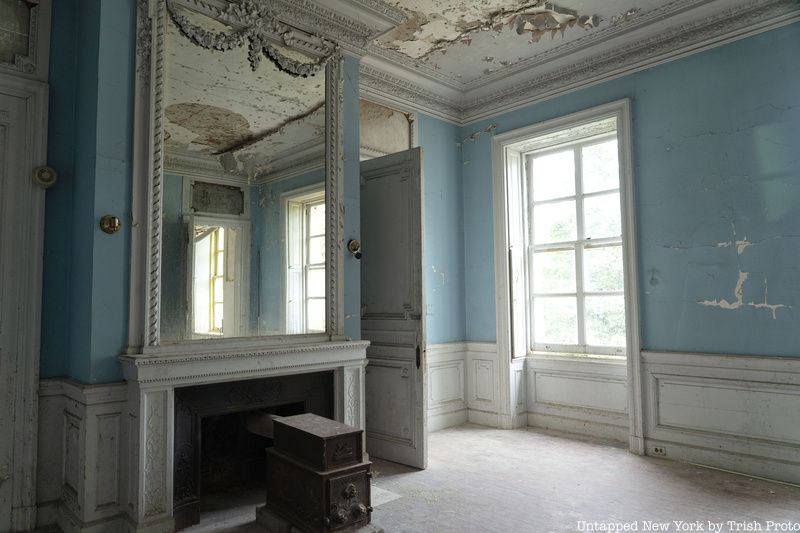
[32,166,57,189]
[99,215,121,234]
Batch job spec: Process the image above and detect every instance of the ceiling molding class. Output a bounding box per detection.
[460,0,800,123]
[165,150,249,184]
[461,0,717,92]
[353,0,800,125]
[359,63,462,123]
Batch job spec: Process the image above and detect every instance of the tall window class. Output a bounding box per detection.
[286,189,326,333]
[505,114,629,358]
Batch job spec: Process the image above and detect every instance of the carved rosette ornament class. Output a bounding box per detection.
[166,0,337,77]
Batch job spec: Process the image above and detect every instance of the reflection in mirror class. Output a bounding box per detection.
[160,2,330,342]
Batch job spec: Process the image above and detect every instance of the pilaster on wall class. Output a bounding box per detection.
[37,379,128,533]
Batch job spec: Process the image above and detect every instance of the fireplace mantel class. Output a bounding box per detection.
[119,340,369,533]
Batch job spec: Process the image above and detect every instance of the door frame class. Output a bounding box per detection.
[0,72,49,530]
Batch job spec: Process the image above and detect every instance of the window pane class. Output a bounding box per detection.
[582,139,619,193]
[532,250,575,293]
[308,236,325,265]
[213,278,224,301]
[531,150,575,201]
[215,251,224,274]
[308,203,325,236]
[213,303,224,331]
[585,295,625,347]
[307,268,325,298]
[307,299,325,332]
[533,200,576,244]
[584,192,621,239]
[584,246,623,292]
[533,297,577,345]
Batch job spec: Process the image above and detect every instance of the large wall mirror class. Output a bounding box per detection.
[134,0,344,347]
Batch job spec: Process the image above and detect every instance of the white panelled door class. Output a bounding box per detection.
[360,148,427,469]
[0,76,47,531]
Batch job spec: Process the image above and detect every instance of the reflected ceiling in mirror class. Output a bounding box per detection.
[160,1,332,342]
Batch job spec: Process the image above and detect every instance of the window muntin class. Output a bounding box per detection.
[526,132,626,356]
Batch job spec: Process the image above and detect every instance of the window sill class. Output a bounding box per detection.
[529,351,626,363]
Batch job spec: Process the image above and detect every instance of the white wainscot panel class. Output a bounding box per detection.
[429,363,463,406]
[526,356,629,443]
[426,343,468,432]
[465,343,500,427]
[655,377,800,443]
[642,351,800,485]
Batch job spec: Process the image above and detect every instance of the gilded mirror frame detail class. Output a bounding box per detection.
[131,0,345,349]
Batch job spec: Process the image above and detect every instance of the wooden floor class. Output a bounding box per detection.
[187,424,800,532]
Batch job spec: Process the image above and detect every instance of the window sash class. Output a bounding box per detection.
[525,134,625,356]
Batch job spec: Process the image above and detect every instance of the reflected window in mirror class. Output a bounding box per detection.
[285,188,326,334]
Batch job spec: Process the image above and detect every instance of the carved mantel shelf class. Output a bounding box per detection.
[119,340,370,532]
[120,340,370,387]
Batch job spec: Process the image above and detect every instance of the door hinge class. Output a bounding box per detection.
[416,345,421,369]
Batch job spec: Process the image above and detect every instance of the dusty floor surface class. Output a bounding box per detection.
[185,424,800,532]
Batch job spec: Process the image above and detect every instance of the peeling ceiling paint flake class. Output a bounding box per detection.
[376,1,599,62]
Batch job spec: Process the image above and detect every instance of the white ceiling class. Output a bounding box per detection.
[374,0,658,84]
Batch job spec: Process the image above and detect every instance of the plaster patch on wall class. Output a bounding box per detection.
[748,279,789,320]
[715,222,751,255]
[462,123,497,144]
[697,271,791,319]
[698,270,749,311]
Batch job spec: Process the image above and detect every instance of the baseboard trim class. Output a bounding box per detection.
[643,437,800,486]
[429,408,468,432]
[467,409,500,428]
[57,504,125,533]
[527,412,628,443]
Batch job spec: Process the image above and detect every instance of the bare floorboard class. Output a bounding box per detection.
[187,424,800,532]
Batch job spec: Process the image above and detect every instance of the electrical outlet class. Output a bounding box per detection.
[652,446,667,456]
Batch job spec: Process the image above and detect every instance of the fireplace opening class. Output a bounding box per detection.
[200,402,304,494]
[174,372,333,530]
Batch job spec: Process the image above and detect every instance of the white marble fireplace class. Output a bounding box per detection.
[120,340,368,532]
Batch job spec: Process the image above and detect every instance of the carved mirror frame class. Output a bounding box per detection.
[129,0,345,353]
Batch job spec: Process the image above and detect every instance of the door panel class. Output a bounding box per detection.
[0,84,44,532]
[360,148,426,469]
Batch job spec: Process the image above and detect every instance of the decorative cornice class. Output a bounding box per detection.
[463,0,716,91]
[270,0,376,47]
[359,64,461,123]
[344,0,407,26]
[460,0,800,122]
[164,149,249,182]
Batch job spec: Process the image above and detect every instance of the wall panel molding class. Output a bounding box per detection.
[36,379,128,532]
[642,350,800,485]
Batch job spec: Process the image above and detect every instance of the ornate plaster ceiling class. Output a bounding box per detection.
[165,8,325,179]
[354,0,800,122]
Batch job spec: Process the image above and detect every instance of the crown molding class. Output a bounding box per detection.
[359,61,462,123]
[462,0,716,92]
[460,0,800,123]
[164,149,249,183]
[354,0,800,125]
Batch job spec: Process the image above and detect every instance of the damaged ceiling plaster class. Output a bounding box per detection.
[376,1,598,73]
[372,0,666,84]
[165,7,325,180]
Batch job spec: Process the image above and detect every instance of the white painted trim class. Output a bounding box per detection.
[0,72,48,532]
[129,3,346,350]
[641,351,800,485]
[491,100,641,449]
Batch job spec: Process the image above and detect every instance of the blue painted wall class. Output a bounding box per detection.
[462,23,800,356]
[41,0,135,382]
[418,115,466,344]
[251,169,325,334]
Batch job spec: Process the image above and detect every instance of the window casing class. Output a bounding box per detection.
[506,118,627,358]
